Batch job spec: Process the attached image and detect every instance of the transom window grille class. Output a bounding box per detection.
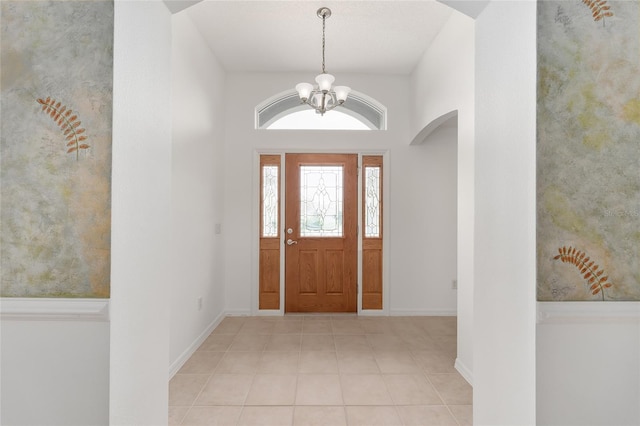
[300,165,344,237]
[364,166,381,238]
[256,91,387,130]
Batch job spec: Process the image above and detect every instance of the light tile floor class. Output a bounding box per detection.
[169,315,472,426]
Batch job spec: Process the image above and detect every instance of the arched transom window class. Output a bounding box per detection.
[256,90,387,130]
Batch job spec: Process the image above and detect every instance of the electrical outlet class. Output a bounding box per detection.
[197,297,203,310]
[452,279,457,290]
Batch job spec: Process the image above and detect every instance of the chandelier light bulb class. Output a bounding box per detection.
[312,93,325,109]
[315,73,335,92]
[334,86,351,103]
[296,82,313,101]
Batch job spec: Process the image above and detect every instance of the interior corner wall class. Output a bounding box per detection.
[110,2,173,424]
[474,1,536,424]
[409,10,475,382]
[222,72,457,316]
[169,10,226,373]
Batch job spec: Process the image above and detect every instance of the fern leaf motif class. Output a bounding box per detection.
[581,0,614,26]
[553,246,613,300]
[37,97,89,160]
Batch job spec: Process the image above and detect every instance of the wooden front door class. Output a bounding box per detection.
[284,153,358,312]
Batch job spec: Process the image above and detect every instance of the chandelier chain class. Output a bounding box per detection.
[321,13,326,74]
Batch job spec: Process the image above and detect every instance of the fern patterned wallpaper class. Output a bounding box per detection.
[537,1,640,301]
[0,1,113,297]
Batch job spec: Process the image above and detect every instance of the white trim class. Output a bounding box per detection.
[455,357,473,386]
[0,298,110,322]
[168,311,225,378]
[359,310,389,316]
[537,301,640,324]
[389,309,457,316]
[225,310,252,317]
[255,310,283,316]
[252,151,260,315]
[357,154,363,314]
[279,153,286,314]
[382,150,390,316]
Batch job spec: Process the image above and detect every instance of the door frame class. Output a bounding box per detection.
[251,149,390,316]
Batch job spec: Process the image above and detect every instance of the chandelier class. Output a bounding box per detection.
[295,7,351,116]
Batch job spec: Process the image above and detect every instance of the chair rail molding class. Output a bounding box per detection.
[537,301,640,324]
[0,298,110,321]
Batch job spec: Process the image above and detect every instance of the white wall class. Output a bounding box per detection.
[391,125,458,315]
[474,1,537,424]
[110,2,173,424]
[409,11,475,382]
[169,10,227,375]
[222,72,457,316]
[537,303,640,425]
[0,309,109,426]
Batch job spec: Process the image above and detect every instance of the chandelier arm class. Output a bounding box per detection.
[324,100,344,113]
[298,87,346,115]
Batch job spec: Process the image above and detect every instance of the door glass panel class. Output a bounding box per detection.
[364,166,381,238]
[262,165,279,237]
[300,165,343,237]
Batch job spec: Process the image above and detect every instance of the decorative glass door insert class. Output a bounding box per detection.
[262,165,279,237]
[364,166,381,238]
[299,165,344,237]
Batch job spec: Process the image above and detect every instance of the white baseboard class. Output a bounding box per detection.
[224,309,252,317]
[0,298,110,321]
[455,357,473,386]
[168,311,225,379]
[359,310,388,316]
[254,309,283,316]
[389,309,457,316]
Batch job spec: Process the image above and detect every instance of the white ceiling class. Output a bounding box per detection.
[184,1,455,75]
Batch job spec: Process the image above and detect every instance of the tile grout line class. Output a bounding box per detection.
[177,326,238,425]
[173,316,467,425]
[238,320,265,424]
[422,368,463,426]
[175,330,219,423]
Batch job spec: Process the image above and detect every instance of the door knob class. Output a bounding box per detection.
[287,239,298,245]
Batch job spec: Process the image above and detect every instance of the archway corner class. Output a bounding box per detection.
[409,110,458,145]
